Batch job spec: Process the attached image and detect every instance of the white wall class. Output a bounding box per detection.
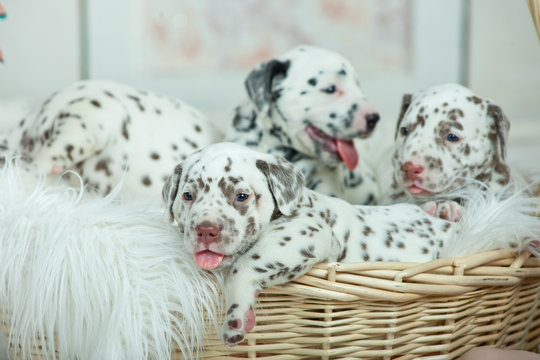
[469,0,540,128]
[0,0,80,101]
[468,0,540,176]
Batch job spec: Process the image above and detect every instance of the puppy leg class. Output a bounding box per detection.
[29,116,107,178]
[423,200,463,222]
[221,217,337,346]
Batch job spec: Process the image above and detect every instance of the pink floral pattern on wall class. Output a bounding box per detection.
[137,0,410,75]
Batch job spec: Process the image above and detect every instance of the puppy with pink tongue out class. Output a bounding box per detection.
[226,45,380,205]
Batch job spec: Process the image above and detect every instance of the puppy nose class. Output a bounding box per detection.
[365,113,380,131]
[402,161,424,179]
[196,224,220,240]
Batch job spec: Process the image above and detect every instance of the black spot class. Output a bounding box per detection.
[65,144,74,161]
[90,99,101,108]
[127,95,145,112]
[308,78,317,86]
[122,116,131,140]
[227,304,238,315]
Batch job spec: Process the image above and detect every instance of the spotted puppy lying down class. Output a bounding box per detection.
[1,80,221,199]
[162,142,540,346]
[387,83,520,219]
[227,45,381,204]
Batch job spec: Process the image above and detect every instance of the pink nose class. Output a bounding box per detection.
[196,224,220,241]
[402,161,424,180]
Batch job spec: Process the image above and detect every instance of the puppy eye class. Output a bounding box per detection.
[321,85,336,94]
[445,133,460,143]
[235,193,249,202]
[400,127,409,136]
[183,192,193,201]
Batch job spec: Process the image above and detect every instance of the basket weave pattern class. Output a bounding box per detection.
[184,249,540,359]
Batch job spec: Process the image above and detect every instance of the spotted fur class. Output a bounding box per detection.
[2,80,221,198]
[388,83,513,204]
[226,45,381,205]
[163,142,463,346]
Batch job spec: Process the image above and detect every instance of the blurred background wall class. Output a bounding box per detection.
[0,0,538,173]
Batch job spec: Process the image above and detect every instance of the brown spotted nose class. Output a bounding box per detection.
[402,161,424,180]
[366,113,380,131]
[196,224,221,244]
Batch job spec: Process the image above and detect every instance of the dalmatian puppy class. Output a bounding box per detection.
[1,80,221,198]
[386,83,515,220]
[226,45,381,205]
[162,142,537,347]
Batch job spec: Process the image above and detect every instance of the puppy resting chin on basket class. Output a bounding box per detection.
[162,142,540,347]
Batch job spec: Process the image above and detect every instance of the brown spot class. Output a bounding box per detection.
[142,176,152,186]
[150,152,160,160]
[337,248,347,262]
[95,159,112,176]
[122,116,131,140]
[90,99,101,108]
[363,226,373,236]
[224,157,232,172]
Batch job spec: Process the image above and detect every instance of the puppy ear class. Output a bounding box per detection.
[162,163,183,222]
[486,103,511,183]
[245,59,290,112]
[487,103,510,161]
[395,93,413,139]
[255,156,304,217]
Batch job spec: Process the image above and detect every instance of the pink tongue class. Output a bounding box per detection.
[336,139,359,170]
[195,250,225,269]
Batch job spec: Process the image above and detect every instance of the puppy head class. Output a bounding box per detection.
[393,83,511,199]
[162,142,304,270]
[244,45,379,170]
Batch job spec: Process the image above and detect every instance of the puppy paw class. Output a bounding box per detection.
[422,200,463,222]
[222,305,255,346]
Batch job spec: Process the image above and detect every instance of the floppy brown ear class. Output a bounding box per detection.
[245,59,290,112]
[395,93,413,139]
[255,156,304,216]
[486,103,511,183]
[487,103,510,162]
[162,163,183,222]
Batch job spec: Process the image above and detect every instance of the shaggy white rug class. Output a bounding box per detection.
[0,160,222,359]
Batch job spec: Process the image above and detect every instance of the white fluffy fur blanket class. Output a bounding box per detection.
[0,161,222,359]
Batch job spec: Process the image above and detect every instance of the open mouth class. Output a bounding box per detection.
[195,250,225,269]
[305,125,358,170]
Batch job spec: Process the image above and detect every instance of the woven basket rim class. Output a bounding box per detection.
[264,249,540,302]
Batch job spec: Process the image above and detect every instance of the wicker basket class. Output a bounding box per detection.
[175,249,540,359]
